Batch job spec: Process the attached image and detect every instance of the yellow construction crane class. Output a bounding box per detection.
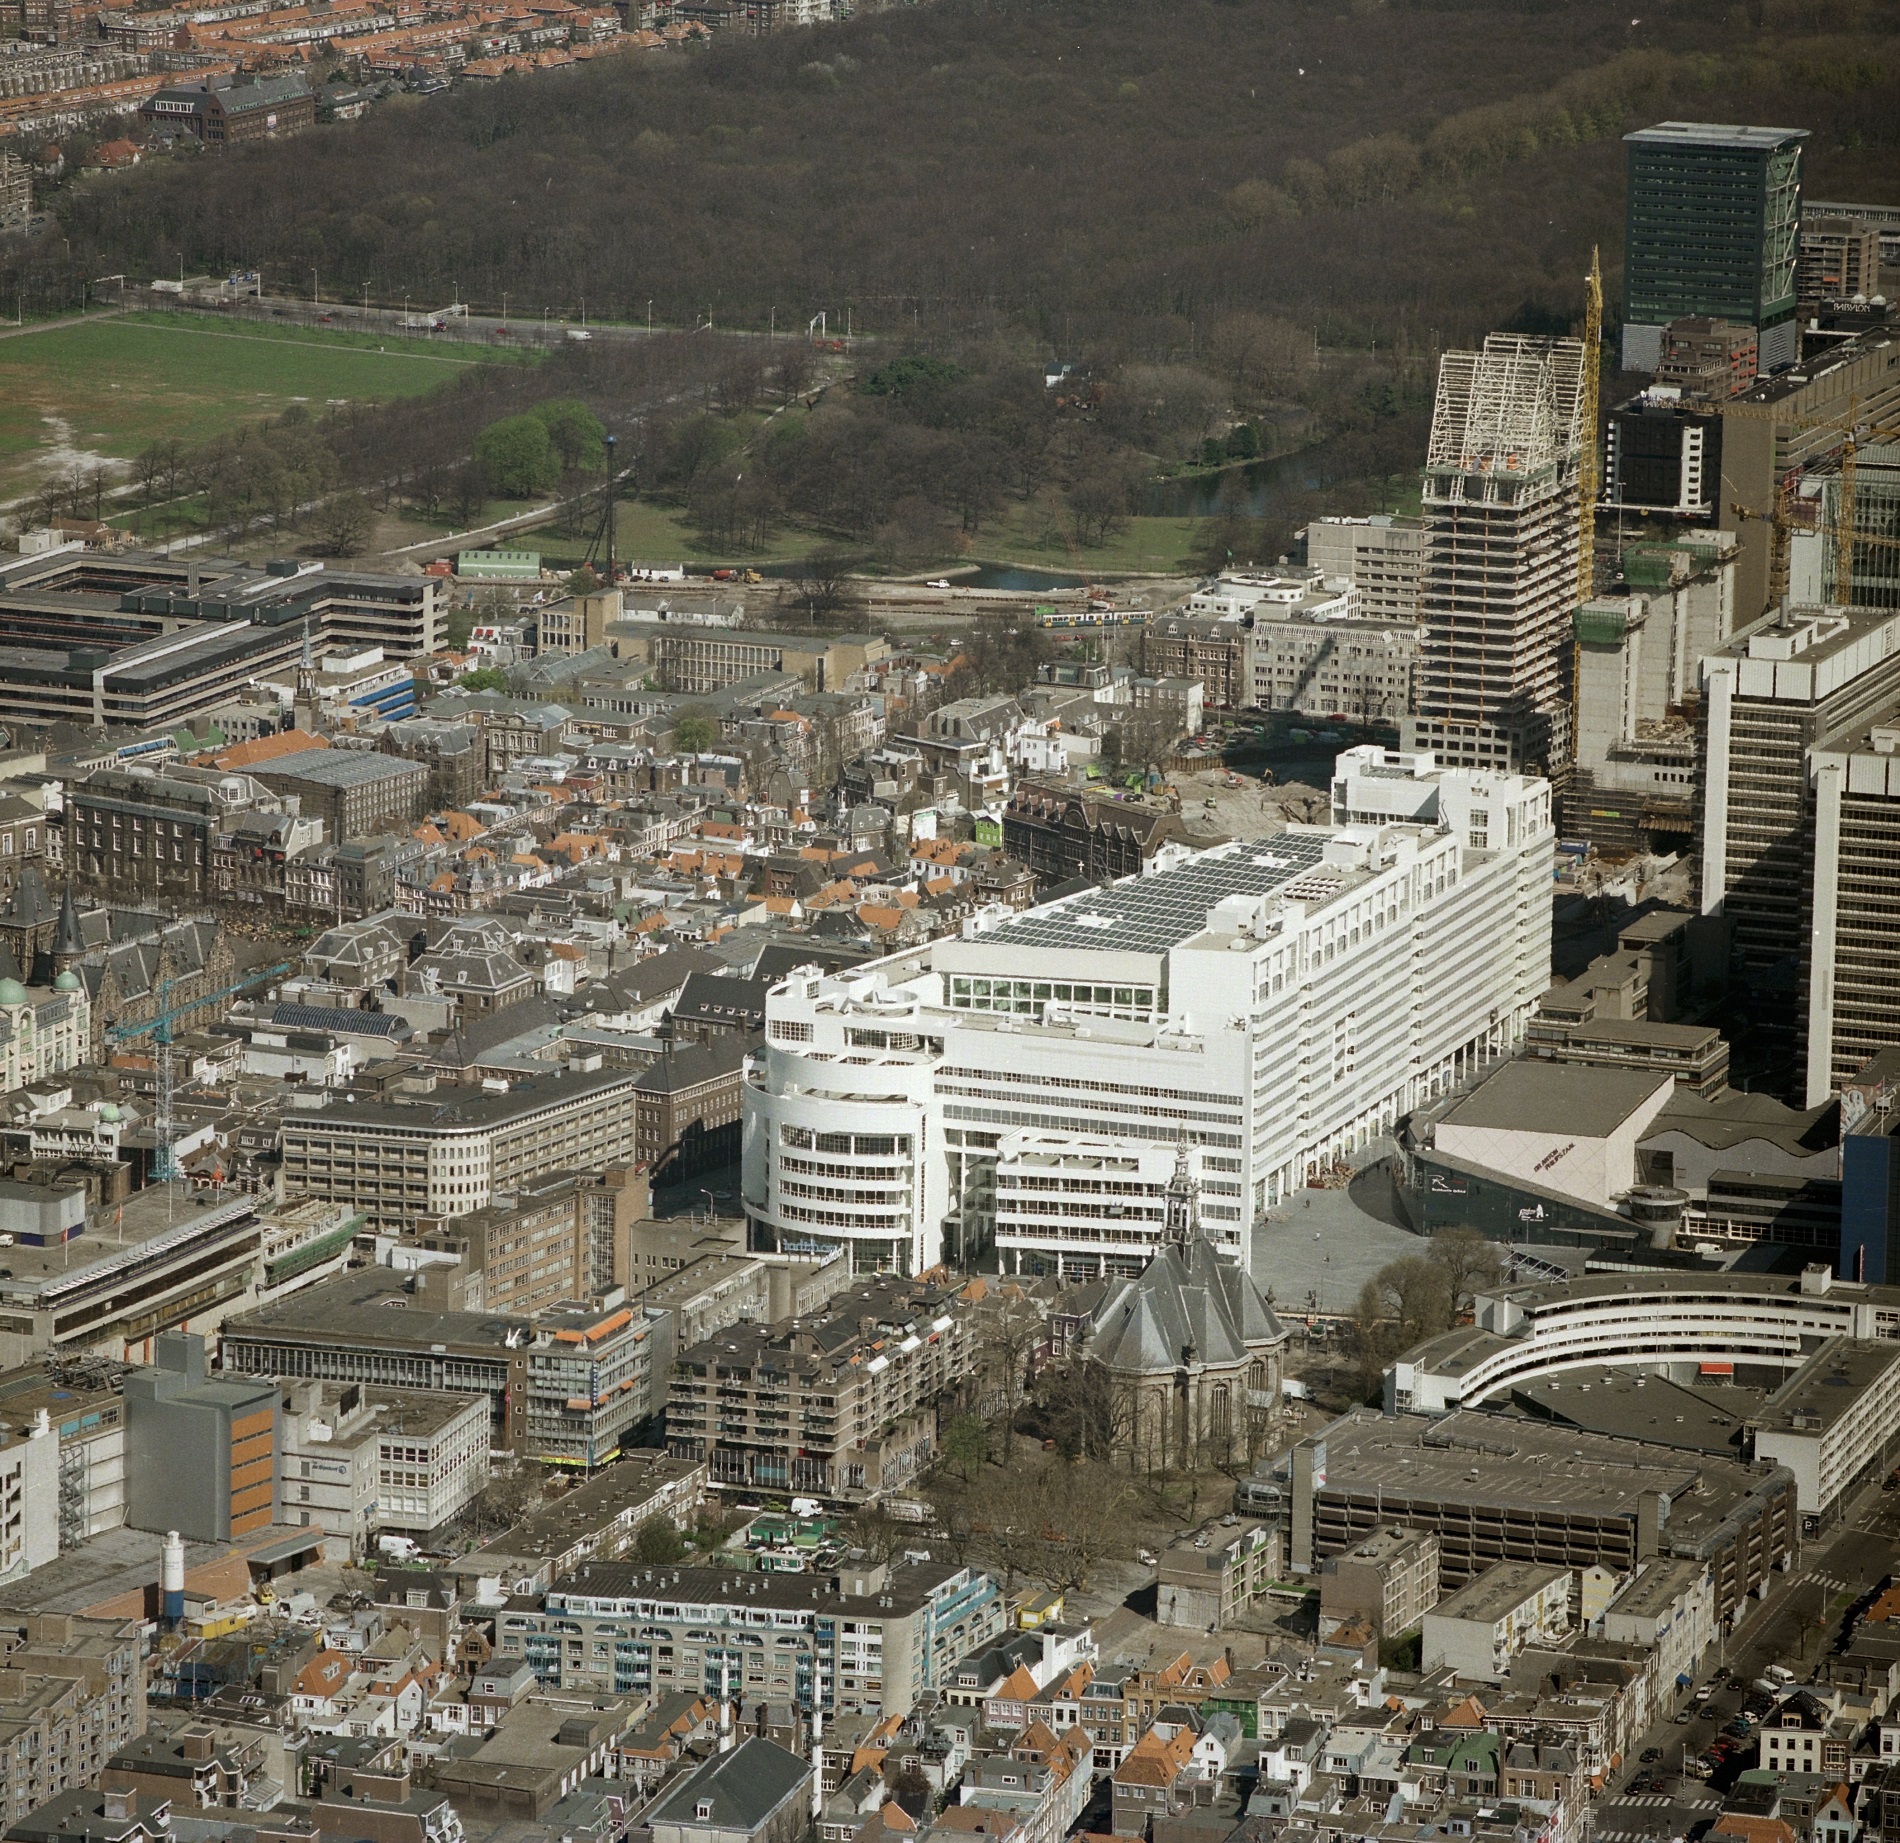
[1578,246,1602,609]
[1731,491,1900,606]
[1837,413,1900,602]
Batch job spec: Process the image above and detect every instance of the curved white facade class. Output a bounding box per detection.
[745,750,1554,1278]
[1389,1266,1900,1412]
[743,989,945,1274]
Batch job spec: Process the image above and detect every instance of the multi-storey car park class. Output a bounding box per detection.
[1290,1404,1798,1627]
[745,748,1553,1277]
[0,547,440,731]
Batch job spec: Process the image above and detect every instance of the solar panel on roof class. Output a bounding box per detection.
[979,835,1331,955]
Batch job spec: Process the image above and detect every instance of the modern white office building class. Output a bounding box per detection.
[744,749,1554,1277]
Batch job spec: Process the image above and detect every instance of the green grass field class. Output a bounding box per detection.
[0,310,524,502]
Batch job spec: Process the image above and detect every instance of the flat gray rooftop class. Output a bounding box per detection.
[1429,1560,1569,1622]
[1625,122,1808,151]
[1440,1061,1672,1140]
[1310,1405,1788,1551]
[1752,1336,1900,1435]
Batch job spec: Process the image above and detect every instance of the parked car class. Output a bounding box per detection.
[1641,1749,1663,1764]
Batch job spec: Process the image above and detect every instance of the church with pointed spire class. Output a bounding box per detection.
[1059,1153,1289,1472]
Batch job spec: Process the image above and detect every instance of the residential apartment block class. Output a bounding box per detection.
[1420,1561,1572,1681]
[1317,1524,1441,1641]
[666,1274,974,1500]
[0,1614,145,1831]
[493,1556,1003,1718]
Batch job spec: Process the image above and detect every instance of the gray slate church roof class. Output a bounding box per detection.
[1078,1233,1286,1374]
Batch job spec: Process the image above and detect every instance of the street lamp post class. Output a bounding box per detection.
[311,267,318,306]
[646,298,652,334]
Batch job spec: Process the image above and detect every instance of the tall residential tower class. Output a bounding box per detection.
[1403,334,1587,774]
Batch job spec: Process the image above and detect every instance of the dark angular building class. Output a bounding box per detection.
[1622,121,1807,374]
[1606,392,1725,519]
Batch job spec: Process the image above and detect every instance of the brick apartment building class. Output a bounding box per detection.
[1003,783,1189,888]
[141,70,314,144]
[632,1037,746,1184]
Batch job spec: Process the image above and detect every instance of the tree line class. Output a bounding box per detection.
[9,0,1900,363]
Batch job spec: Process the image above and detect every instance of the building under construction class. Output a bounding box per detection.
[1404,333,1587,774]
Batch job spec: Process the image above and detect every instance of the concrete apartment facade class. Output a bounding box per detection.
[278,1071,643,1229]
[496,1556,1003,1717]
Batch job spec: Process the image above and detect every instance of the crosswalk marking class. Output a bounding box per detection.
[1607,1795,1721,1809]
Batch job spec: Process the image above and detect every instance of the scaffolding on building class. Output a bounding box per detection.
[1425,333,1587,483]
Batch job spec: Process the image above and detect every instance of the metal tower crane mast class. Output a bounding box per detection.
[108,963,290,1181]
[1578,246,1602,610]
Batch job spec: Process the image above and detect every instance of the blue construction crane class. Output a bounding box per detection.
[108,962,291,1180]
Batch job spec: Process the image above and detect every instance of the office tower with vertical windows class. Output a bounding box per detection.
[1622,122,1807,375]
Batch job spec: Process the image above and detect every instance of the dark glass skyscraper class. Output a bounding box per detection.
[1622,122,1807,375]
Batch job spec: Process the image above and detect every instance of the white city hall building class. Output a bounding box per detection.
[744,749,1553,1277]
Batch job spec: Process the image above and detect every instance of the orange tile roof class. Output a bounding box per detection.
[292,1650,351,1698]
[1114,1726,1194,1788]
[214,729,329,769]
